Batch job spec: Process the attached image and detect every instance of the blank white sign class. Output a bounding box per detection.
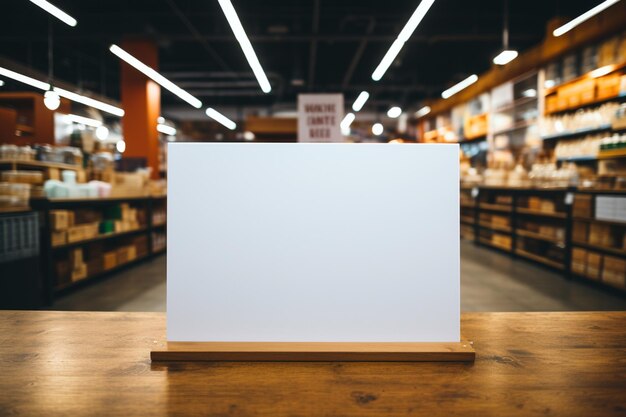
[167,143,459,342]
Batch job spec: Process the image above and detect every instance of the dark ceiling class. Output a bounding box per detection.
[0,0,602,117]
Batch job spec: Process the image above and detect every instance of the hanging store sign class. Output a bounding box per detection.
[297,94,344,142]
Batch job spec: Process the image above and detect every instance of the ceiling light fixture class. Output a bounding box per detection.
[492,0,518,66]
[65,114,102,127]
[493,50,518,65]
[206,108,237,130]
[387,106,402,118]
[109,44,202,108]
[157,124,177,136]
[371,0,436,81]
[415,106,431,118]
[0,66,124,116]
[43,90,60,110]
[0,66,50,90]
[217,0,272,93]
[116,140,126,153]
[95,126,109,140]
[28,0,77,27]
[340,113,356,133]
[352,91,370,112]
[54,87,125,117]
[553,0,620,37]
[372,123,384,136]
[441,74,478,99]
[157,116,165,124]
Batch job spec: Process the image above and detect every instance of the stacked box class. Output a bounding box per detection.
[602,256,626,289]
[528,197,541,210]
[70,248,88,282]
[571,248,587,275]
[597,74,621,100]
[540,200,555,213]
[586,252,603,280]
[103,252,117,270]
[573,195,593,218]
[49,210,75,246]
[572,222,588,243]
[588,223,613,247]
[51,231,67,246]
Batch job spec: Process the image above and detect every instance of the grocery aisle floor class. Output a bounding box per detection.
[51,241,626,312]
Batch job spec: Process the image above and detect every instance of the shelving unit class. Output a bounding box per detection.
[461,186,626,293]
[30,195,167,304]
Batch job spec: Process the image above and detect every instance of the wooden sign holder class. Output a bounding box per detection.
[151,341,475,362]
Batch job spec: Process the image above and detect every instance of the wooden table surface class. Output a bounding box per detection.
[1,311,626,417]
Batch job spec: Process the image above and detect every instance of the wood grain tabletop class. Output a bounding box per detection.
[1,310,625,417]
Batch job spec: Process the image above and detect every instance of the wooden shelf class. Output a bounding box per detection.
[0,206,31,214]
[544,61,626,96]
[573,241,626,258]
[514,249,564,270]
[478,238,512,252]
[516,229,564,245]
[478,222,512,233]
[460,202,475,209]
[460,217,475,225]
[0,159,82,171]
[55,254,151,293]
[598,148,626,160]
[544,93,626,116]
[479,203,512,213]
[573,216,626,227]
[52,227,148,250]
[516,208,567,219]
[541,124,612,141]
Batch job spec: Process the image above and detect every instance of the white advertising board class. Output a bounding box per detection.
[167,143,459,342]
[297,94,344,142]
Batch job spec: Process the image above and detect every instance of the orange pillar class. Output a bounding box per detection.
[120,39,160,179]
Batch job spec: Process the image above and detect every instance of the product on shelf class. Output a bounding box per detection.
[541,103,619,136]
[1,170,43,184]
[603,256,626,288]
[0,182,30,209]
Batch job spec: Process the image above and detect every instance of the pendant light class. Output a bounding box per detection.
[492,0,518,66]
[44,18,60,110]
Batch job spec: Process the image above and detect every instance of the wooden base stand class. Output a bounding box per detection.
[151,341,475,362]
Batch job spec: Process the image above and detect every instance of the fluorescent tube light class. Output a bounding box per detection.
[54,87,125,117]
[415,106,431,118]
[589,65,614,78]
[109,44,202,109]
[29,0,77,27]
[206,108,237,130]
[352,91,370,112]
[493,50,518,65]
[157,124,177,136]
[0,66,124,116]
[65,114,102,127]
[372,123,384,136]
[371,0,436,81]
[340,113,356,131]
[0,66,50,91]
[217,0,272,93]
[441,74,478,99]
[553,0,620,37]
[387,106,402,118]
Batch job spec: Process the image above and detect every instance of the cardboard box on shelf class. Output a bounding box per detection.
[492,234,512,249]
[528,197,541,210]
[69,248,83,269]
[602,256,626,289]
[51,230,67,247]
[49,210,70,230]
[572,221,589,243]
[540,200,556,213]
[571,248,587,275]
[116,246,130,265]
[103,252,117,270]
[66,225,85,243]
[83,222,99,240]
[491,216,509,228]
[573,194,593,218]
[588,223,613,247]
[586,252,603,280]
[127,245,137,261]
[71,263,88,282]
[597,74,621,100]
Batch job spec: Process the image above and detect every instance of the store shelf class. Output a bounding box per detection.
[152,247,167,256]
[493,120,536,136]
[556,155,598,162]
[459,134,487,143]
[573,241,626,257]
[460,202,475,209]
[573,216,626,226]
[479,222,512,233]
[55,254,151,293]
[598,148,626,160]
[152,222,167,229]
[514,249,564,270]
[544,61,626,96]
[516,229,564,244]
[479,203,512,213]
[516,208,567,219]
[541,124,612,141]
[460,216,475,225]
[0,159,82,171]
[0,207,31,214]
[478,238,512,252]
[545,94,626,116]
[52,227,148,250]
